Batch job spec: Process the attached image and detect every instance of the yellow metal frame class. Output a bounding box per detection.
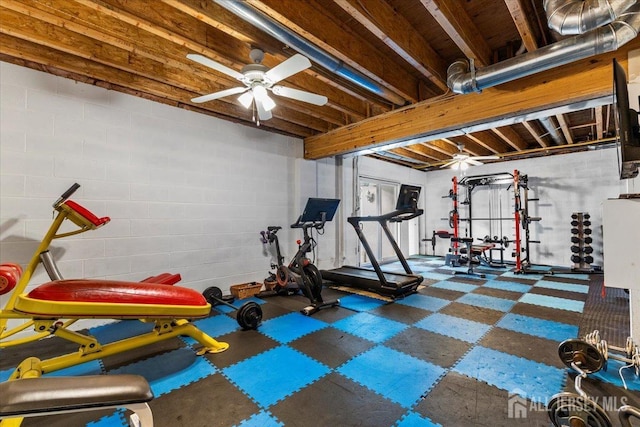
[0,198,229,380]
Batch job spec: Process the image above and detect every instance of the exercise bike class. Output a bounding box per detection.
[260,226,299,296]
[267,198,341,316]
[0,184,229,381]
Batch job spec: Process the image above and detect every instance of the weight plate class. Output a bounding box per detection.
[548,392,611,427]
[236,302,262,330]
[584,228,592,235]
[203,286,223,306]
[571,220,579,226]
[558,339,604,374]
[583,213,590,219]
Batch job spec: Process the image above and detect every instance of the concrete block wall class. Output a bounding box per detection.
[0,61,329,309]
[423,149,639,269]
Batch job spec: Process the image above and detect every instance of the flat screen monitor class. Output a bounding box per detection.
[396,184,421,210]
[613,58,640,180]
[300,198,340,222]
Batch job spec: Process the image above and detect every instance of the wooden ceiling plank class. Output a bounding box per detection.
[556,114,574,144]
[445,136,490,157]
[390,147,434,163]
[418,0,493,67]
[522,120,548,148]
[0,4,333,133]
[246,0,420,103]
[465,130,508,154]
[402,144,446,162]
[304,40,640,159]
[333,0,448,93]
[595,106,604,140]
[491,126,528,150]
[422,139,458,156]
[160,0,372,121]
[503,0,538,53]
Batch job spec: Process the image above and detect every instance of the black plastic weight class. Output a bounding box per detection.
[203,286,263,330]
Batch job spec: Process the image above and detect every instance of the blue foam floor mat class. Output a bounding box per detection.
[519,293,584,312]
[333,312,408,343]
[496,313,579,342]
[453,346,566,403]
[456,292,517,312]
[259,312,328,343]
[415,312,491,343]
[534,279,589,294]
[337,345,446,408]
[223,345,330,408]
[396,293,450,312]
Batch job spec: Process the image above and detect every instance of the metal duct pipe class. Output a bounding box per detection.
[447,4,640,94]
[213,0,406,106]
[544,0,636,35]
[538,117,565,145]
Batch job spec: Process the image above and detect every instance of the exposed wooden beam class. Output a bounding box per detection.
[418,0,493,67]
[422,139,458,156]
[333,0,448,93]
[304,41,639,159]
[247,0,421,103]
[595,106,604,140]
[522,121,548,148]
[402,144,448,162]
[503,0,538,52]
[465,130,510,154]
[491,126,528,151]
[556,114,574,144]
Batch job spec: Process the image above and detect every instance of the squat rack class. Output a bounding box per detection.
[447,170,541,272]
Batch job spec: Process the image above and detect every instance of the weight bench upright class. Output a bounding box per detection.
[0,374,153,426]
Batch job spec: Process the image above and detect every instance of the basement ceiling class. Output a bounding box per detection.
[1,0,637,170]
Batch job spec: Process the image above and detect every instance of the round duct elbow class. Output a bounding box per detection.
[544,0,636,35]
[447,60,477,94]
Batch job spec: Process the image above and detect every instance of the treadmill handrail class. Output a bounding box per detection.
[348,207,424,223]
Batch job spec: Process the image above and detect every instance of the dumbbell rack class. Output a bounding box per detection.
[571,212,595,273]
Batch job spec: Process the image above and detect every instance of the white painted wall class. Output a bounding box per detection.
[0,62,337,305]
[423,149,639,269]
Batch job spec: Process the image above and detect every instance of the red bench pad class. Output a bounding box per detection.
[28,280,207,306]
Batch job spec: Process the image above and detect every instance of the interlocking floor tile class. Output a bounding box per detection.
[453,346,565,402]
[457,292,517,312]
[337,345,445,408]
[396,293,451,312]
[431,280,478,293]
[396,411,442,427]
[337,293,387,312]
[483,279,532,293]
[496,313,579,342]
[258,312,328,343]
[534,279,589,294]
[333,312,407,343]
[111,347,217,397]
[223,345,330,408]
[519,293,584,313]
[415,312,491,343]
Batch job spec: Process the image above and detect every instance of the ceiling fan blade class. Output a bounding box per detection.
[440,160,457,168]
[272,85,328,106]
[265,54,311,84]
[191,86,247,104]
[256,99,273,121]
[187,53,244,80]
[470,155,500,160]
[466,159,483,166]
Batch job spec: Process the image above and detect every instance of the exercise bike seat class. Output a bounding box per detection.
[14,279,211,319]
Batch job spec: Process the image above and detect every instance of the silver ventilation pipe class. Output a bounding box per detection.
[545,0,636,35]
[447,4,640,94]
[213,0,407,106]
[538,117,565,145]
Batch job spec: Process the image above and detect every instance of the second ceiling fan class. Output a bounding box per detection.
[442,143,499,170]
[188,49,328,123]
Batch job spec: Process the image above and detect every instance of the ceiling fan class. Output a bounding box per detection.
[441,143,499,170]
[187,49,328,123]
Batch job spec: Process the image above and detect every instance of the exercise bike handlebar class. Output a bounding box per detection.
[290,212,327,231]
[53,183,81,208]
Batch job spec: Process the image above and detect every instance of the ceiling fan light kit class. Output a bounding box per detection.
[441,143,499,170]
[188,49,327,123]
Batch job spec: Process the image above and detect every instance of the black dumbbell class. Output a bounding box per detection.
[583,246,594,254]
[584,255,594,263]
[571,245,581,253]
[203,286,263,330]
[571,255,582,263]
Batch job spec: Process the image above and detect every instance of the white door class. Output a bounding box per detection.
[358,179,399,264]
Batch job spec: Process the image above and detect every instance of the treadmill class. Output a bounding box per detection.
[322,184,424,298]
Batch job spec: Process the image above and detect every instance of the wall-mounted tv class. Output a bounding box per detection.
[613,58,640,180]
